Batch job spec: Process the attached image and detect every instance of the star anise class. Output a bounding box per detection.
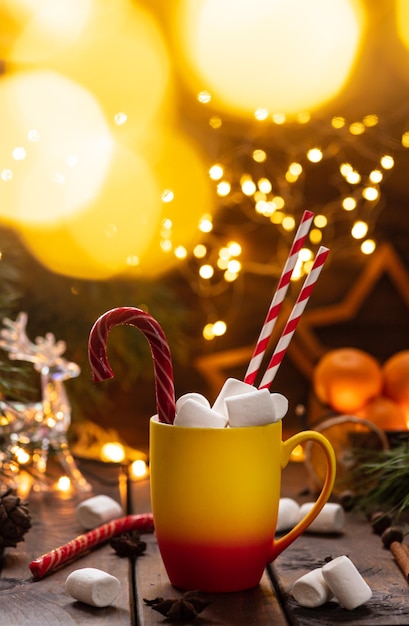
[143,590,209,622]
[110,531,146,558]
[0,487,31,554]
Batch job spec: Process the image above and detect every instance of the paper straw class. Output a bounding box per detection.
[258,246,330,390]
[244,210,314,385]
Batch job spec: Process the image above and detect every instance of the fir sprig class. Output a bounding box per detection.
[352,439,409,520]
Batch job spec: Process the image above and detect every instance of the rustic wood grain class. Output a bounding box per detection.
[0,461,133,626]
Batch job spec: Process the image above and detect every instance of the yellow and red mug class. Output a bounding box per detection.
[150,416,336,592]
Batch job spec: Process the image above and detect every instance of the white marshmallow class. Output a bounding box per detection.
[76,495,123,530]
[176,392,210,412]
[212,378,256,417]
[174,398,228,428]
[299,502,345,534]
[270,393,289,420]
[322,555,372,610]
[291,568,333,608]
[226,388,281,427]
[276,498,301,532]
[65,568,121,607]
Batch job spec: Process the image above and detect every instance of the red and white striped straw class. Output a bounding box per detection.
[258,245,330,390]
[244,210,314,385]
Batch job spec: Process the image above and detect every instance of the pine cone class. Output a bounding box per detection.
[0,487,31,553]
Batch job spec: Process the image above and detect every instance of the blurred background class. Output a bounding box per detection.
[1,0,409,455]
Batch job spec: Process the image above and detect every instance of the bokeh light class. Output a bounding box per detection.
[0,70,113,227]
[172,0,364,116]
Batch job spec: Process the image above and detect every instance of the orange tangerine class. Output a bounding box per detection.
[313,347,383,413]
[382,351,409,418]
[357,395,407,431]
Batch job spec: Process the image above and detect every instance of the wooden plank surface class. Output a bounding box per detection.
[272,462,409,626]
[0,461,134,626]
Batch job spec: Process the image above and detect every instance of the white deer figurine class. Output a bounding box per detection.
[0,312,91,493]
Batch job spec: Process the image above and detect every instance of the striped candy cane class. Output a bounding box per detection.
[88,307,176,424]
[258,246,330,390]
[244,210,314,385]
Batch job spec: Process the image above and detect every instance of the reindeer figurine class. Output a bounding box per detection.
[0,312,91,493]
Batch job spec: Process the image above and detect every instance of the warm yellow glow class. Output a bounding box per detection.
[402,131,409,148]
[349,121,365,135]
[57,475,71,492]
[362,186,379,201]
[252,149,267,163]
[0,70,113,228]
[193,244,207,258]
[290,444,306,462]
[199,215,213,232]
[101,442,126,463]
[380,154,394,169]
[340,162,353,176]
[282,216,296,231]
[369,169,383,183]
[309,228,323,244]
[227,259,241,273]
[342,196,357,210]
[396,0,409,52]
[172,0,364,116]
[345,170,361,184]
[272,196,285,209]
[351,220,368,239]
[174,245,187,259]
[227,241,242,256]
[209,116,222,129]
[130,459,148,479]
[314,214,327,228]
[224,270,239,282]
[289,162,303,176]
[331,116,346,128]
[272,113,286,125]
[363,114,378,127]
[361,238,376,254]
[213,320,227,336]
[199,264,214,279]
[241,178,257,196]
[198,90,212,103]
[203,323,215,340]
[209,164,224,180]
[0,0,94,63]
[307,148,323,163]
[254,108,269,121]
[217,181,231,197]
[12,446,30,465]
[258,178,272,193]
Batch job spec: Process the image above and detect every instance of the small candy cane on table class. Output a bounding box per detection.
[88,307,176,425]
[29,513,154,579]
[244,210,314,386]
[258,245,330,390]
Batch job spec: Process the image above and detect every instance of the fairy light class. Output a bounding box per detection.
[240,175,256,196]
[252,149,267,163]
[213,320,227,336]
[227,259,241,273]
[258,177,272,193]
[199,215,213,232]
[307,148,323,163]
[363,114,378,127]
[203,323,215,340]
[345,170,361,184]
[309,228,323,244]
[11,446,30,465]
[331,116,346,128]
[217,256,228,270]
[340,162,353,176]
[193,244,207,258]
[288,162,303,176]
[209,116,222,129]
[297,112,311,124]
[369,169,383,183]
[256,200,275,216]
[1,169,13,181]
[361,239,376,254]
[272,113,286,125]
[349,121,365,135]
[402,131,409,148]
[254,108,269,121]
[342,196,357,211]
[56,476,71,493]
[161,189,174,203]
[114,112,128,126]
[12,147,26,160]
[282,216,296,231]
[199,264,214,279]
[130,459,148,480]
[101,442,126,463]
[227,241,242,256]
[216,180,231,196]
[380,154,394,169]
[314,214,327,228]
[362,186,379,201]
[351,220,368,239]
[198,91,211,103]
[209,164,224,180]
[174,245,187,259]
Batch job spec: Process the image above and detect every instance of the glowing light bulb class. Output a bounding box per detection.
[258,177,272,193]
[282,216,296,231]
[199,215,213,232]
[332,116,346,128]
[349,121,365,135]
[345,170,361,184]
[203,323,215,340]
[351,220,368,239]
[209,164,224,180]
[101,442,126,463]
[199,264,214,279]
[380,154,394,169]
[174,245,187,259]
[369,169,383,183]
[216,181,231,197]
[254,108,269,120]
[198,90,211,103]
[342,196,357,211]
[252,149,267,163]
[314,214,327,228]
[307,148,323,163]
[130,459,148,479]
[57,476,71,493]
[361,239,376,254]
[227,241,242,256]
[213,320,227,336]
[362,186,379,201]
[193,244,207,258]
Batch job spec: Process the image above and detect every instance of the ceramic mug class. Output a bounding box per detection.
[150,416,336,592]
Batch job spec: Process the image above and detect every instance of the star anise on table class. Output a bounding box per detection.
[143,590,210,622]
[110,531,146,558]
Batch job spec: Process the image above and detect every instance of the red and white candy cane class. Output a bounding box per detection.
[88,307,176,425]
[244,210,314,386]
[29,513,154,579]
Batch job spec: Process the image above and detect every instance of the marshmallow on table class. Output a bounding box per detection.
[226,388,289,427]
[65,568,121,607]
[211,378,256,417]
[174,398,228,428]
[322,555,372,610]
[291,568,333,608]
[299,502,345,534]
[276,498,301,533]
[76,495,123,530]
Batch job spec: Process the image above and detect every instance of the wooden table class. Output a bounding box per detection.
[0,459,408,625]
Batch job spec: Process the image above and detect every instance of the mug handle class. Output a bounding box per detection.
[269,430,336,561]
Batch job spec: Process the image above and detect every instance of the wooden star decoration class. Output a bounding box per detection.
[195,243,409,399]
